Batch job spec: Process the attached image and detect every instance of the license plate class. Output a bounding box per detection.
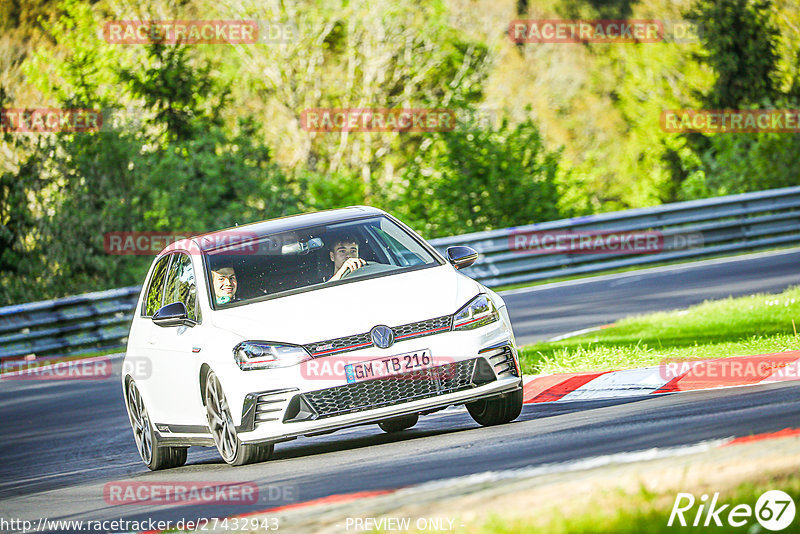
[345,349,433,383]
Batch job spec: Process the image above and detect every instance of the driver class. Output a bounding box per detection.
[327,233,366,281]
[211,260,238,305]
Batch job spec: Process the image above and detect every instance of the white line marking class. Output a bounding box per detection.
[400,439,731,493]
[547,325,609,342]
[0,461,144,488]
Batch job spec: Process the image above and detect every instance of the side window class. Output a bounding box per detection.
[143,255,171,316]
[163,253,200,322]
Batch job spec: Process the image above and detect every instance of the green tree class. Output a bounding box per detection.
[213,0,490,199]
[1,0,298,305]
[395,117,563,238]
[677,0,800,199]
[117,43,227,142]
[688,0,783,108]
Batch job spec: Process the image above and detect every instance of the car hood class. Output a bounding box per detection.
[210,265,481,344]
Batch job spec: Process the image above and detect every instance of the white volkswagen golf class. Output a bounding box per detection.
[122,207,523,469]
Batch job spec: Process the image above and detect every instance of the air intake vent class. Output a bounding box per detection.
[285,358,489,421]
[481,344,519,378]
[240,388,297,431]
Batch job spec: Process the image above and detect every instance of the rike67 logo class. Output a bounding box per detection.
[669,490,796,531]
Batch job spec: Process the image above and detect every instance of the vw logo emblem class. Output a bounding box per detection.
[370,325,395,349]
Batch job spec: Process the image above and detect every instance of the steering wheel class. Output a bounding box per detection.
[339,260,373,279]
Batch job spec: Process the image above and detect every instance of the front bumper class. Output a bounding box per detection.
[234,335,521,444]
[242,376,521,445]
[162,309,523,447]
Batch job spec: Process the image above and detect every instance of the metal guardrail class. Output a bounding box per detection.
[429,185,800,287]
[1,186,799,364]
[0,287,140,365]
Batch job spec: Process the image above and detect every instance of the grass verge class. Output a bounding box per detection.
[476,471,800,533]
[519,285,800,375]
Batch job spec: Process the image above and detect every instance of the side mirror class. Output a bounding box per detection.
[445,246,479,270]
[152,302,195,328]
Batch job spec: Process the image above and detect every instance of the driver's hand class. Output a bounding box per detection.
[330,257,366,281]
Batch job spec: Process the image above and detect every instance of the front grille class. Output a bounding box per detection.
[304,315,452,356]
[394,315,452,340]
[287,358,494,421]
[305,332,373,356]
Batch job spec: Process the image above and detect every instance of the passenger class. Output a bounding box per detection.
[327,233,366,281]
[211,261,238,305]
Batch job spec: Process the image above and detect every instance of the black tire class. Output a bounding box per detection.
[125,380,188,471]
[204,371,274,466]
[466,388,523,426]
[378,414,419,433]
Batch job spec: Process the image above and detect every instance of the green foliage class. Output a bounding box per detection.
[22,0,121,107]
[2,0,800,304]
[0,117,49,302]
[683,130,800,197]
[688,0,783,108]
[117,44,228,141]
[294,169,367,213]
[677,0,800,199]
[138,123,299,232]
[0,0,59,33]
[0,123,301,304]
[0,1,299,304]
[395,117,563,238]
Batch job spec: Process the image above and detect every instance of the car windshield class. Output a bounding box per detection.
[204,216,440,307]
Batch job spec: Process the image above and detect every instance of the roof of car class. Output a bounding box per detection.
[186,206,388,253]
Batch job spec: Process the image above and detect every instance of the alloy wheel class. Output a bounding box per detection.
[127,383,153,465]
[205,373,239,463]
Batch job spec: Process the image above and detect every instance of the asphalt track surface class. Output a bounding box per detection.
[2,248,800,532]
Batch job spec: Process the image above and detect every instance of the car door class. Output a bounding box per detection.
[146,252,207,428]
[129,253,170,384]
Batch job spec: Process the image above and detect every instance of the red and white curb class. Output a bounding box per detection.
[522,350,800,403]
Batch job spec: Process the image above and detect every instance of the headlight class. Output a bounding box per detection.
[233,341,310,371]
[452,294,499,331]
